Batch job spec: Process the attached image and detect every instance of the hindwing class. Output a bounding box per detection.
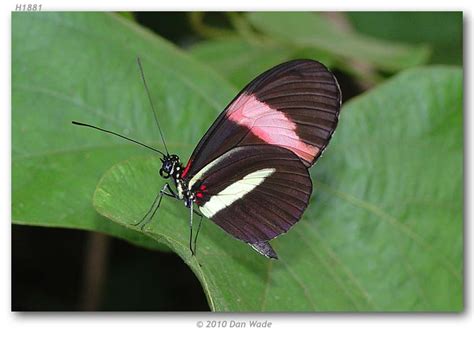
[187,145,312,257]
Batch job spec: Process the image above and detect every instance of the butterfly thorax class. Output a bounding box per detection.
[176,179,198,208]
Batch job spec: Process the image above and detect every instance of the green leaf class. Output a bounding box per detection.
[247,12,430,73]
[189,37,293,88]
[94,66,463,311]
[116,12,135,21]
[189,37,334,88]
[347,12,462,65]
[12,12,236,250]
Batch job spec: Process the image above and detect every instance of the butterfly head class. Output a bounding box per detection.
[160,154,182,179]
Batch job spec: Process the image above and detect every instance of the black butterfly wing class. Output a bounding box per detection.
[187,145,312,258]
[181,59,341,180]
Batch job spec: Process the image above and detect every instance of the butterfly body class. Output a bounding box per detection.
[158,154,192,207]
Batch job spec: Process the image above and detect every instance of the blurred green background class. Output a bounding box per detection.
[12,12,463,311]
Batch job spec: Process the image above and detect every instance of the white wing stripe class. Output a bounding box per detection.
[199,168,275,218]
[188,148,240,189]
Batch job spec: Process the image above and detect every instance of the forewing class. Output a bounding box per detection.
[182,59,341,179]
[189,145,312,244]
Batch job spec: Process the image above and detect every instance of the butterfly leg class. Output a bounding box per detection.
[191,207,203,256]
[189,200,195,255]
[131,183,177,230]
[188,200,204,256]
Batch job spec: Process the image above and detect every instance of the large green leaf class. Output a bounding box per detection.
[347,12,462,65]
[189,37,294,88]
[189,37,334,88]
[94,66,463,311]
[247,12,430,73]
[12,12,236,249]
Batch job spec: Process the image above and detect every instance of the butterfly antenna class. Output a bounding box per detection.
[72,121,166,156]
[136,57,169,155]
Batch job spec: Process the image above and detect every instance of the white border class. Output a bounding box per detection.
[2,1,471,337]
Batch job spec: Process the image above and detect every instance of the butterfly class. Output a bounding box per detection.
[73,58,341,259]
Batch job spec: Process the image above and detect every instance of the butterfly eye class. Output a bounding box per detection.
[162,161,172,172]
